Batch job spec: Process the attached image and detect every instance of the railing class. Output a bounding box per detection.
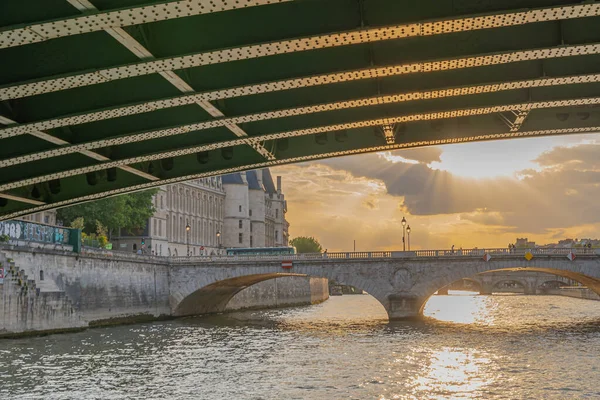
[169,247,599,263]
[16,245,596,264]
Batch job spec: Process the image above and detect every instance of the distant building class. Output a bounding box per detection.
[112,168,289,255]
[221,169,288,249]
[18,210,57,226]
[515,238,536,248]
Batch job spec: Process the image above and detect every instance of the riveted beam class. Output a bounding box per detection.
[0,0,290,49]
[3,3,600,99]
[4,70,599,167]
[0,116,158,181]
[2,123,599,220]
[63,0,275,162]
[2,95,600,192]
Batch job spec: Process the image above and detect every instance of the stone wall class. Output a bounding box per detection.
[541,287,600,300]
[0,246,171,336]
[0,256,84,336]
[0,246,330,337]
[225,276,328,311]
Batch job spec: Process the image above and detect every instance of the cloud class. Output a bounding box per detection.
[318,141,600,234]
[535,143,600,169]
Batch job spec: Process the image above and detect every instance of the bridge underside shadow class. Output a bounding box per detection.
[174,273,308,316]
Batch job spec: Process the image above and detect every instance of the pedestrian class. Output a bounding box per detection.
[451,245,455,254]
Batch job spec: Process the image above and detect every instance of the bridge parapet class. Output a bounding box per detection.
[169,248,599,264]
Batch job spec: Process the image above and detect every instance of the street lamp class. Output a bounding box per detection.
[216,230,221,252]
[186,223,191,257]
[406,225,411,251]
[401,217,407,251]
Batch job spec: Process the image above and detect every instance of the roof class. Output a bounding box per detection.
[221,173,245,185]
[246,170,264,191]
[262,169,277,194]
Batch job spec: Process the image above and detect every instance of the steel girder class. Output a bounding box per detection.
[2,0,600,219]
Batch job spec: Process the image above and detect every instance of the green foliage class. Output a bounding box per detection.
[0,234,10,243]
[70,217,85,230]
[57,190,158,238]
[290,236,323,253]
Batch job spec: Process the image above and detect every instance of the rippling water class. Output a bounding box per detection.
[2,292,600,399]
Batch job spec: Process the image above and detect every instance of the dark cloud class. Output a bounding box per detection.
[318,143,600,233]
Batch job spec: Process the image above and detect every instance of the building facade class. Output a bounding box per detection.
[18,210,57,226]
[221,169,288,249]
[113,169,289,255]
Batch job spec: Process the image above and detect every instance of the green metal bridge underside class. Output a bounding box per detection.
[2,0,600,219]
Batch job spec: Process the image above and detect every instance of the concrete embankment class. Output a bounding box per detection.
[0,245,328,338]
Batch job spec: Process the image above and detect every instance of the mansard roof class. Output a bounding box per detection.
[246,170,264,191]
[221,173,245,185]
[262,169,277,194]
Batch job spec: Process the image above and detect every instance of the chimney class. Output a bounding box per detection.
[277,176,282,193]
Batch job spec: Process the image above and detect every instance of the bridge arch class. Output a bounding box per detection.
[412,261,600,319]
[171,264,390,317]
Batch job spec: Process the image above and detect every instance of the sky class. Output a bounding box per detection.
[271,133,600,252]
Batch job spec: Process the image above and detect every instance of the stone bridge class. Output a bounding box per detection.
[169,248,600,319]
[439,271,575,295]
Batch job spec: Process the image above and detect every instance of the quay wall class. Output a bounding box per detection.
[0,246,329,337]
[541,287,600,301]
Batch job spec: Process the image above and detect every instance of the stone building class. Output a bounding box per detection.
[221,169,288,249]
[113,168,288,255]
[18,210,57,226]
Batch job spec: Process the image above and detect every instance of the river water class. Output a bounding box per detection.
[2,292,600,399]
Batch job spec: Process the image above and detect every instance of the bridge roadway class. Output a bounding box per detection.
[168,247,600,319]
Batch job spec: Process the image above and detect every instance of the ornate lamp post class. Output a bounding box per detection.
[406,225,411,251]
[185,223,191,257]
[401,217,407,251]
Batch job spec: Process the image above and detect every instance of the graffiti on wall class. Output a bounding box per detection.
[0,220,71,244]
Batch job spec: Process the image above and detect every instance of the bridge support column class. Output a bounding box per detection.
[479,283,493,295]
[524,284,537,295]
[387,295,424,320]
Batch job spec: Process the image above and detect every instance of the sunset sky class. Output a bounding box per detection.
[272,134,600,252]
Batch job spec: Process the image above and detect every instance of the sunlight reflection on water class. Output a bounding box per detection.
[2,294,600,399]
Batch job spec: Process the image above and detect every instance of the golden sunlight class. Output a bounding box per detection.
[423,291,496,325]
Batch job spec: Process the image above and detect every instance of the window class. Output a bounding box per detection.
[275,230,279,241]
[249,209,252,217]
[40,270,44,281]
[239,233,243,243]
[160,196,163,209]
[239,205,242,212]
[250,224,253,232]
[239,220,243,229]
[276,209,279,218]
[44,215,50,224]
[250,236,253,247]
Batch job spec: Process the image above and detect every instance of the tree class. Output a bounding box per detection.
[290,236,323,253]
[57,190,158,239]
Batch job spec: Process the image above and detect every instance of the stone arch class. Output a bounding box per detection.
[492,279,525,289]
[412,260,600,319]
[171,265,390,318]
[538,279,570,289]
